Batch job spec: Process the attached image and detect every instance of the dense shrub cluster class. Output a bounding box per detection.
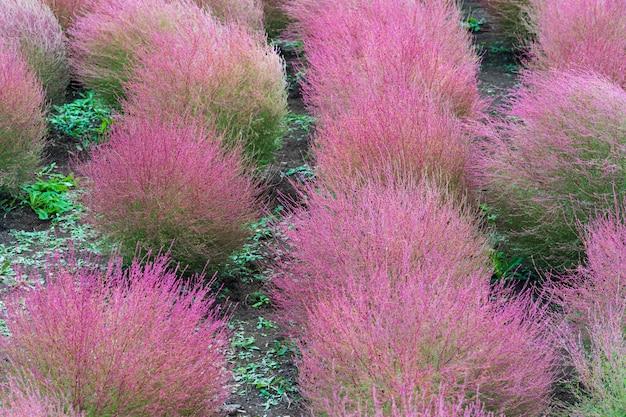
[286,0,483,193]
[0,41,47,193]
[124,13,287,164]
[476,70,626,269]
[1,253,232,417]
[313,84,473,196]
[550,209,626,416]
[527,0,626,88]
[80,115,261,268]
[289,0,484,120]
[0,0,70,104]
[272,177,556,415]
[68,0,201,107]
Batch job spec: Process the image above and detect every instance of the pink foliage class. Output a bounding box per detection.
[327,385,505,417]
[0,41,47,192]
[68,0,205,107]
[271,177,555,416]
[271,176,490,332]
[1,253,232,417]
[79,114,261,268]
[474,70,626,269]
[549,207,626,414]
[287,0,484,119]
[313,84,474,196]
[0,0,69,104]
[123,11,287,164]
[0,374,84,417]
[527,0,626,88]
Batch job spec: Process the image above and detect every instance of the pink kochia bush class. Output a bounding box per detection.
[0,0,70,104]
[271,176,556,415]
[79,115,261,269]
[0,42,47,192]
[527,0,626,88]
[69,0,204,107]
[1,253,232,417]
[550,209,626,416]
[313,83,474,197]
[124,11,287,164]
[475,70,626,269]
[288,0,484,119]
[0,374,84,417]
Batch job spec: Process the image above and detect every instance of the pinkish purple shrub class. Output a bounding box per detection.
[296,270,555,416]
[549,208,626,415]
[123,12,287,165]
[329,385,505,417]
[527,0,626,88]
[475,70,626,269]
[287,0,485,119]
[0,41,47,192]
[0,374,84,417]
[1,253,232,417]
[0,0,70,104]
[313,83,474,197]
[68,0,206,107]
[271,175,491,332]
[79,114,261,269]
[271,177,555,415]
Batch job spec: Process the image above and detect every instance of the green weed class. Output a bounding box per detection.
[48,91,112,150]
[20,164,76,221]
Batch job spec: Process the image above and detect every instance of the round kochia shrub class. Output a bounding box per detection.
[68,0,204,107]
[549,209,626,416]
[313,85,474,197]
[0,0,70,104]
[289,0,484,119]
[0,42,47,193]
[1,253,232,417]
[79,115,261,269]
[477,70,626,269]
[124,13,287,165]
[527,0,626,88]
[271,176,555,415]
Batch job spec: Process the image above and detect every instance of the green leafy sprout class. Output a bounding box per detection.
[48,91,112,151]
[20,164,77,221]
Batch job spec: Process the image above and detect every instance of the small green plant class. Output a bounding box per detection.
[20,164,77,220]
[223,206,284,282]
[461,16,486,32]
[249,292,270,308]
[282,164,316,183]
[285,112,315,134]
[229,320,300,410]
[48,91,112,150]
